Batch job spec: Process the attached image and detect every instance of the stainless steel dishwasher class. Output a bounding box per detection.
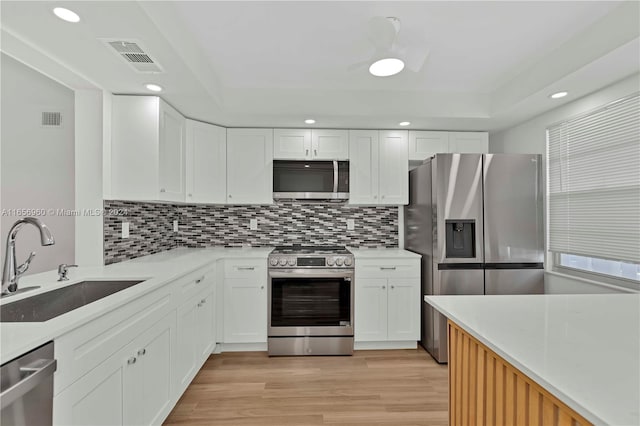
[1,341,57,426]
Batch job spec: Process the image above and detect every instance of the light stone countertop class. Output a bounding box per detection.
[0,247,272,364]
[424,294,640,426]
[347,248,421,259]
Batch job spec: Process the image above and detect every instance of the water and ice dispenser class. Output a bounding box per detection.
[445,220,476,258]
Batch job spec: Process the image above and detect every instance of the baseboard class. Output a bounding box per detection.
[354,341,418,350]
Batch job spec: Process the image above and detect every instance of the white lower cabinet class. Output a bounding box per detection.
[355,258,420,344]
[223,259,267,344]
[54,312,175,426]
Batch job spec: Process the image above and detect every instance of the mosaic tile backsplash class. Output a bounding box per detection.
[103,200,399,264]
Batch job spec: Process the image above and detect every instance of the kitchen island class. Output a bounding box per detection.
[425,294,640,426]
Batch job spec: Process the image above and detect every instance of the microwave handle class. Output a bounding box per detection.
[333,160,338,193]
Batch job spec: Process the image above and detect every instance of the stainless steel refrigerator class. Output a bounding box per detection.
[405,153,544,363]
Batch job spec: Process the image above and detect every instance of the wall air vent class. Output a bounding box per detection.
[102,39,164,73]
[41,112,62,127]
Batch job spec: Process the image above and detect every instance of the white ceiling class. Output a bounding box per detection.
[1,1,639,131]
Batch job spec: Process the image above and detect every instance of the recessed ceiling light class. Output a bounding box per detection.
[399,121,411,126]
[304,119,316,124]
[53,7,80,23]
[304,164,310,168]
[550,91,568,99]
[145,84,163,92]
[369,58,405,77]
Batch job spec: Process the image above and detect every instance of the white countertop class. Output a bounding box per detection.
[348,248,421,259]
[424,294,640,426]
[0,247,272,364]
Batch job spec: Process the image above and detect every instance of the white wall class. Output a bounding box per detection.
[1,53,76,274]
[75,90,104,266]
[490,72,640,294]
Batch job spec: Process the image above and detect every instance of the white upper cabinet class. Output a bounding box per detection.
[349,130,380,204]
[110,96,185,202]
[448,132,489,153]
[226,128,273,204]
[273,129,348,160]
[378,130,409,205]
[273,129,312,159]
[185,120,227,204]
[311,129,349,160]
[349,130,408,205]
[408,131,449,160]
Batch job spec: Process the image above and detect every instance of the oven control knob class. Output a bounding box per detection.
[327,257,335,266]
[278,258,287,266]
[269,258,278,266]
[344,257,353,266]
[335,257,344,266]
[287,258,296,266]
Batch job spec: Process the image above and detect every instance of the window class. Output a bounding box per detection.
[546,93,640,286]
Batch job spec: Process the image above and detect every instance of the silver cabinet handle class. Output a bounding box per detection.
[260,286,264,290]
[137,348,146,356]
[237,267,255,271]
[228,194,232,198]
[195,276,204,284]
[382,285,386,290]
[127,357,137,365]
[160,188,166,193]
[314,149,318,156]
[306,149,309,156]
[391,285,395,289]
[380,267,397,270]
[0,358,56,409]
[197,302,203,308]
[381,195,385,199]
[188,193,192,197]
[373,195,377,199]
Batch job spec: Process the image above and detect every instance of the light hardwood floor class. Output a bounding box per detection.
[164,348,449,425]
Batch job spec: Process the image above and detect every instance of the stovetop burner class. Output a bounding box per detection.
[269,244,354,268]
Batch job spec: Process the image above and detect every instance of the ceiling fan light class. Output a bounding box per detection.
[369,58,405,77]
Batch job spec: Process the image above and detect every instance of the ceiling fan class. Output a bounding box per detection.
[349,16,430,76]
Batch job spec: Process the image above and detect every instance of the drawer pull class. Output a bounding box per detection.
[137,348,146,356]
[237,267,255,271]
[391,285,395,289]
[200,299,206,305]
[380,267,397,270]
[382,285,386,290]
[195,276,204,284]
[127,357,137,365]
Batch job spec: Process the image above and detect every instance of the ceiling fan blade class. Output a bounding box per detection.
[366,16,397,50]
[400,47,430,73]
[347,59,370,72]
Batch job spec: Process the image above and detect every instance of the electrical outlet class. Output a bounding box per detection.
[173,220,179,232]
[121,222,130,238]
[347,219,355,231]
[249,219,258,230]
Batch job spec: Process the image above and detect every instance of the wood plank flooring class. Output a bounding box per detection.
[164,348,449,425]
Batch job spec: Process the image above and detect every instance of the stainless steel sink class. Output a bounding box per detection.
[0,280,145,322]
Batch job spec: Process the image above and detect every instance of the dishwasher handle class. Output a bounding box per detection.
[0,358,57,410]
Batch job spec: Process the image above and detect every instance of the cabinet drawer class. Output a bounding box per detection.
[54,285,173,395]
[223,259,267,278]
[177,266,214,305]
[356,258,420,279]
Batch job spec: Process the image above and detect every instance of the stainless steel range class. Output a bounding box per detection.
[268,245,354,356]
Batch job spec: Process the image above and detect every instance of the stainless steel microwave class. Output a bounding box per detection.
[273,160,349,201]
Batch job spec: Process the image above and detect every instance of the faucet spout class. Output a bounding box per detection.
[2,217,55,294]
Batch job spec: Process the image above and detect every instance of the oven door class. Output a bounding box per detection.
[268,269,354,337]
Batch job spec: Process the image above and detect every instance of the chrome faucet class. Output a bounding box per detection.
[2,217,55,294]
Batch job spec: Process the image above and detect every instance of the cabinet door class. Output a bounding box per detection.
[387,278,420,341]
[312,129,349,160]
[137,312,174,426]
[408,131,449,161]
[354,278,388,342]
[378,130,408,205]
[223,278,267,343]
[274,129,311,159]
[159,101,186,201]
[448,132,489,153]
[175,297,198,395]
[185,120,227,204]
[53,346,129,426]
[348,130,379,205]
[226,128,273,204]
[196,290,215,361]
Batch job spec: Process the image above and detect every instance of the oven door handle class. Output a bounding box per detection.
[269,270,353,279]
[333,160,338,193]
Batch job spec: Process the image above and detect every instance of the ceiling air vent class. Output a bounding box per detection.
[41,112,62,127]
[102,39,164,73]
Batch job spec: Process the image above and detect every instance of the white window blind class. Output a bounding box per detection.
[547,93,640,265]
